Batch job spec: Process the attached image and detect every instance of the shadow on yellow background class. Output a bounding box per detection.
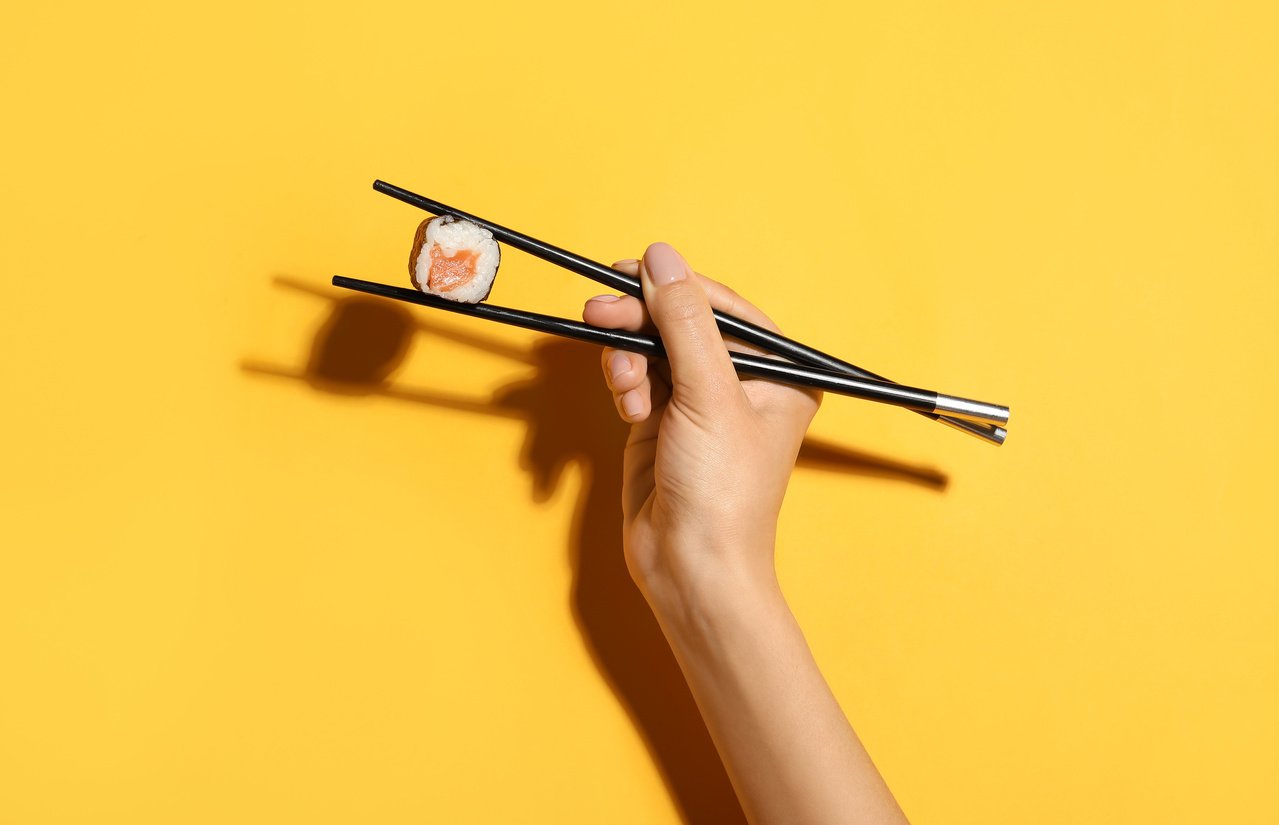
[242,276,947,822]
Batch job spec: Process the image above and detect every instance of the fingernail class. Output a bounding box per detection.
[587,294,621,303]
[609,351,629,382]
[612,259,639,267]
[644,243,687,285]
[621,390,644,418]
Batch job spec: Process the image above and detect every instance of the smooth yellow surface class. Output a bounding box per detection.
[2,2,1277,822]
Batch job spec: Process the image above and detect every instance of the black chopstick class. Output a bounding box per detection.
[372,180,1007,445]
[332,276,1010,427]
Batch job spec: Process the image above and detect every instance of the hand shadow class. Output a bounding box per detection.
[243,277,948,823]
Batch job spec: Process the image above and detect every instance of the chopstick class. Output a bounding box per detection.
[372,180,1008,445]
[332,276,1010,427]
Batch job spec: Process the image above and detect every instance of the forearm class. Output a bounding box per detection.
[640,551,909,825]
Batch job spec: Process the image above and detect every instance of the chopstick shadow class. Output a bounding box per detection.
[242,277,947,824]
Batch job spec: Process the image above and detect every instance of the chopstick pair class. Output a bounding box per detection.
[333,180,1011,438]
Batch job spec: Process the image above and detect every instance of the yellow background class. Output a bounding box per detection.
[2,1,1276,822]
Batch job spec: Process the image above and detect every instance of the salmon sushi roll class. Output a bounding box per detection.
[409,215,501,303]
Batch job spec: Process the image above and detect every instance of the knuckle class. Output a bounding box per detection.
[719,286,741,316]
[660,290,706,325]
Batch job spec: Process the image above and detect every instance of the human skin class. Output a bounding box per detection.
[582,243,910,825]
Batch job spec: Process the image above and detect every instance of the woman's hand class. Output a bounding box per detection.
[583,243,908,825]
[582,242,821,613]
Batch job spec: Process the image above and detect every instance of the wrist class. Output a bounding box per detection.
[634,539,785,644]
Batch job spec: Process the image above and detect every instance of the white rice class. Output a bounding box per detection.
[412,215,501,303]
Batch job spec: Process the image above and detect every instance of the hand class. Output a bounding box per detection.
[585,244,907,825]
[582,242,821,613]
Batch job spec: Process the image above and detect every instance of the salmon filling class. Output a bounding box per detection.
[427,244,480,292]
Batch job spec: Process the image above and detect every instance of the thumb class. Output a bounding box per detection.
[640,242,738,409]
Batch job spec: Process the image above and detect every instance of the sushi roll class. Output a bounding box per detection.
[409,215,501,303]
